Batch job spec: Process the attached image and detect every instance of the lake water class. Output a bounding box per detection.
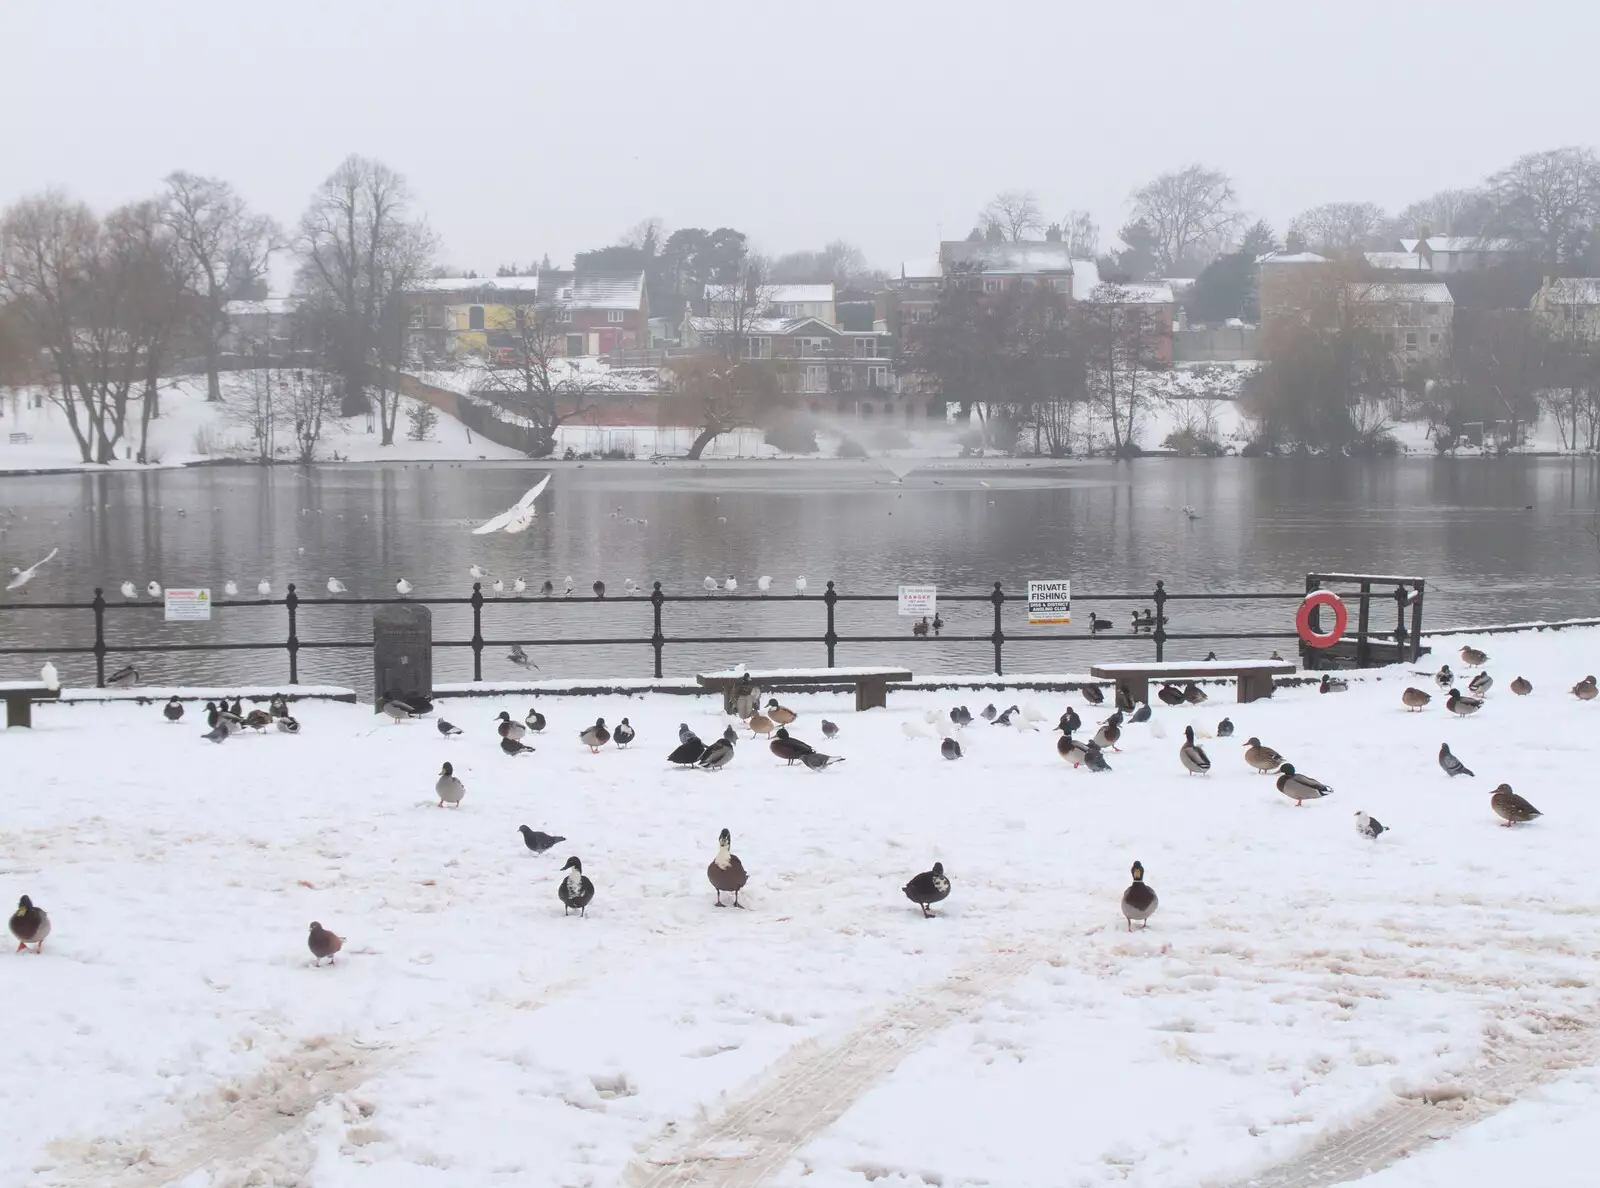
[2,457,1597,692]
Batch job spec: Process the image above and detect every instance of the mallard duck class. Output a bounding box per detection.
[1129,702,1151,724]
[1467,671,1493,697]
[163,696,184,723]
[1093,711,1123,752]
[903,862,950,917]
[1120,862,1158,930]
[1355,811,1386,839]
[1082,741,1112,771]
[932,612,944,634]
[269,693,290,719]
[307,921,342,966]
[437,719,462,737]
[821,719,840,739]
[525,707,547,733]
[1435,664,1454,689]
[1115,684,1135,713]
[1438,742,1474,778]
[1089,612,1113,633]
[769,727,813,765]
[496,711,526,741]
[244,708,273,731]
[1489,784,1541,826]
[519,825,565,853]
[1573,675,1597,701]
[1158,684,1186,707]
[436,761,465,808]
[1183,682,1207,704]
[220,702,246,733]
[668,734,706,765]
[613,718,635,748]
[747,710,774,739]
[500,735,535,756]
[1276,763,1332,805]
[1319,675,1348,694]
[707,828,749,907]
[941,737,963,760]
[765,699,797,725]
[980,703,999,720]
[1243,737,1283,774]
[912,617,929,638]
[10,895,49,953]
[276,715,300,734]
[1460,645,1488,667]
[1445,688,1483,717]
[698,737,735,770]
[800,751,844,771]
[1057,730,1089,766]
[1510,676,1533,696]
[1179,726,1210,775]
[558,857,595,915]
[1216,717,1234,738]
[1056,707,1082,735]
[580,718,611,752]
[107,664,139,688]
[1269,650,1285,662]
[1081,685,1105,706]
[1402,687,1432,711]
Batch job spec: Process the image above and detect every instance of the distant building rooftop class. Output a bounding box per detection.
[1346,281,1454,304]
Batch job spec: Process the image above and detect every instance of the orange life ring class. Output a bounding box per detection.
[1296,591,1348,648]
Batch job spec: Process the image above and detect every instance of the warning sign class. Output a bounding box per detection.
[1027,579,1071,625]
[897,584,937,617]
[164,588,212,622]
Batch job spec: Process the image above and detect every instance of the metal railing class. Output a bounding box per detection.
[0,576,1428,687]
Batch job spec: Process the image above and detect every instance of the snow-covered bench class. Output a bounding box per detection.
[1089,660,1296,706]
[1,680,59,727]
[696,667,913,713]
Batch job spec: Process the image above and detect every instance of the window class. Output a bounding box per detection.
[868,364,889,389]
[804,365,827,391]
[558,306,572,323]
[566,334,584,356]
[1429,332,1440,345]
[607,310,624,323]
[855,338,877,358]
[798,337,830,357]
[1052,278,1072,292]
[983,278,1001,293]
[468,305,485,331]
[745,336,771,359]
[1404,331,1418,351]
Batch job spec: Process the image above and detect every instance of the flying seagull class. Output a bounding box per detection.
[6,547,59,591]
[473,475,550,535]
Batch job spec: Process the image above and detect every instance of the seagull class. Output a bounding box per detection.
[326,577,346,594]
[40,661,59,690]
[795,576,808,594]
[469,564,490,579]
[563,576,574,596]
[623,578,636,595]
[703,576,717,593]
[395,578,413,596]
[492,578,505,595]
[146,580,162,598]
[120,581,137,600]
[5,547,58,591]
[513,577,527,594]
[473,475,550,535]
[258,579,272,595]
[437,719,462,737]
[724,575,737,592]
[757,576,772,591]
[223,580,238,597]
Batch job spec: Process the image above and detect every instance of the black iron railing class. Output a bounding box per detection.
[0,576,1428,687]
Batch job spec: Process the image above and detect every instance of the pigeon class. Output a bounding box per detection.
[722,724,738,746]
[698,737,735,770]
[501,734,535,756]
[437,719,462,737]
[558,857,595,916]
[800,752,844,771]
[668,735,707,766]
[507,643,539,670]
[980,703,998,721]
[269,693,290,719]
[949,706,973,728]
[1082,741,1112,772]
[563,576,575,596]
[993,705,1020,726]
[1127,701,1152,724]
[9,895,50,953]
[1355,811,1387,839]
[677,722,696,745]
[518,826,565,854]
[613,718,635,748]
[903,862,951,918]
[326,578,346,594]
[435,762,465,808]
[941,737,962,760]
[202,720,229,744]
[821,719,840,740]
[308,921,343,966]
[1438,743,1474,778]
[1056,707,1081,735]
[707,828,749,907]
[6,547,59,591]
[395,578,413,596]
[1216,716,1234,738]
[163,696,184,723]
[580,718,611,752]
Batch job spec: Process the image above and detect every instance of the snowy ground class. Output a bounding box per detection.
[6,628,1600,1187]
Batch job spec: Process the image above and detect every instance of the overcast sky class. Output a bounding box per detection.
[7,0,1599,283]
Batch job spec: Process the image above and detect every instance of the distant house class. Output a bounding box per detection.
[1081,281,1178,363]
[1255,250,1331,338]
[1531,277,1600,340]
[221,297,298,352]
[680,313,894,406]
[1406,236,1521,273]
[1363,251,1431,272]
[706,282,837,326]
[1344,281,1453,364]
[539,269,650,357]
[406,275,540,360]
[405,269,648,361]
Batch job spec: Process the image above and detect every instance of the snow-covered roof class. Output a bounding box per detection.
[1085,281,1174,305]
[412,275,541,294]
[1539,278,1600,305]
[1346,282,1454,304]
[1399,238,1420,253]
[686,315,842,337]
[1162,277,1196,294]
[224,298,297,317]
[1068,257,1100,298]
[1364,251,1430,271]
[543,271,645,311]
[940,240,1075,274]
[1256,251,1329,265]
[899,259,941,281]
[1423,236,1519,253]
[705,283,835,306]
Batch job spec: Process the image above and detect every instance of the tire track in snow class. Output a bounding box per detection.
[625,944,1042,1188]
[1216,1013,1597,1188]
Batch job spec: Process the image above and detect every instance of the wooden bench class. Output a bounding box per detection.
[1,681,60,727]
[1089,660,1296,706]
[696,667,913,713]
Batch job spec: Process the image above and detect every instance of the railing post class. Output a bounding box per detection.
[824,581,838,668]
[1392,583,1409,662]
[650,582,665,679]
[470,582,484,682]
[990,582,1005,675]
[1410,580,1425,661]
[1357,581,1373,667]
[1302,573,1318,668]
[285,583,300,684]
[1152,580,1167,663]
[92,587,106,687]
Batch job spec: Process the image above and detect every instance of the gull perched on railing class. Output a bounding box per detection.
[473,475,550,535]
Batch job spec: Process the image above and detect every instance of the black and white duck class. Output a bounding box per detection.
[1179,725,1210,775]
[437,719,462,737]
[1490,784,1541,826]
[1402,687,1432,711]
[1435,664,1454,689]
[1438,742,1474,777]
[500,735,535,756]
[1445,688,1483,717]
[613,718,635,748]
[903,862,951,918]
[769,726,813,765]
[435,762,465,808]
[1089,612,1113,633]
[1355,811,1386,839]
[707,828,749,907]
[559,857,595,916]
[1120,862,1157,930]
[941,737,962,760]
[10,895,49,953]
[163,696,184,723]
[1276,763,1332,805]
[1243,737,1284,774]
[308,921,342,966]
[800,751,844,771]
[381,697,420,725]
[579,718,611,752]
[1092,711,1123,752]
[1081,685,1105,706]
[1319,675,1349,694]
[525,707,547,733]
[1468,671,1493,697]
[276,715,300,734]
[1157,683,1186,707]
[1056,730,1089,766]
[1510,676,1533,696]
[698,737,735,770]
[668,733,706,766]
[1215,716,1234,738]
[519,826,566,853]
[1056,707,1082,735]
[496,711,526,741]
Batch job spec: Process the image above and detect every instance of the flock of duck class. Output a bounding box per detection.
[10,643,1575,961]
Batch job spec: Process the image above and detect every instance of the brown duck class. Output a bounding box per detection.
[1510,676,1533,696]
[769,727,813,765]
[1490,784,1542,826]
[1243,737,1284,774]
[747,710,774,739]
[707,828,749,907]
[764,699,797,725]
[1573,675,1597,701]
[1401,687,1432,711]
[1459,645,1488,666]
[308,921,343,966]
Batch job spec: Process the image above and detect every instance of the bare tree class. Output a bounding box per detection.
[1489,147,1600,265]
[472,300,617,457]
[980,191,1045,242]
[162,172,282,402]
[222,361,283,462]
[1075,284,1165,457]
[1129,164,1242,273]
[1288,202,1389,255]
[1393,188,1491,238]
[111,200,191,460]
[295,155,436,437]
[674,261,780,458]
[1061,209,1099,259]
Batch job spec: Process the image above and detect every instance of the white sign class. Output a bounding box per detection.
[1027,579,1071,625]
[897,584,937,617]
[164,588,212,622]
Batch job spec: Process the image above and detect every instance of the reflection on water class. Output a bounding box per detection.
[1,457,1596,692]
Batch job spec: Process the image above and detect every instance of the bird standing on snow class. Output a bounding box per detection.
[613,718,635,748]
[580,718,611,752]
[1243,737,1284,774]
[308,922,343,966]
[765,699,797,725]
[1158,684,1186,707]
[1468,671,1493,697]
[668,733,706,766]
[1490,784,1541,826]
[437,718,462,737]
[1402,687,1432,711]
[496,711,526,741]
[519,825,565,854]
[1276,763,1332,805]
[1355,811,1387,839]
[1216,716,1233,738]
[1093,711,1123,751]
[1183,682,1207,704]
[1082,740,1112,771]
[707,828,749,907]
[558,857,595,916]
[269,694,289,719]
[903,862,951,918]
[1057,730,1089,766]
[1081,685,1105,706]
[698,737,735,770]
[1438,742,1474,778]
[1435,664,1454,689]
[1056,707,1081,735]
[1573,675,1598,700]
[10,895,50,953]
[748,709,774,740]
[1120,862,1158,930]
[501,735,535,756]
[382,697,420,724]
[1510,676,1533,695]
[769,726,813,764]
[436,762,465,808]
[1460,645,1488,667]
[276,715,301,734]
[800,751,844,771]
[1179,725,1210,775]
[163,696,184,723]
[941,736,962,760]
[1446,688,1483,717]
[1319,674,1349,693]
[821,719,840,740]
[525,707,546,733]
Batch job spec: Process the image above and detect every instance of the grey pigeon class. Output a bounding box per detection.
[1355,811,1387,839]
[821,719,840,739]
[437,719,462,737]
[800,752,844,771]
[1438,742,1474,777]
[519,825,565,853]
[941,737,962,760]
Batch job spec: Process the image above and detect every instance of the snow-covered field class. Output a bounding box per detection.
[7,628,1600,1187]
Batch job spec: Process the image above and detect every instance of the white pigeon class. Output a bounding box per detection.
[758,576,772,591]
[513,577,527,594]
[40,661,59,690]
[396,578,413,596]
[795,576,808,594]
[703,576,717,593]
[473,475,550,535]
[468,564,490,579]
[6,547,59,591]
[724,575,737,592]
[491,578,505,595]
[223,580,238,597]
[901,719,932,741]
[923,708,944,725]
[563,576,574,596]
[257,579,272,596]
[120,580,137,599]
[146,581,162,598]
[1022,703,1048,723]
[327,577,347,594]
